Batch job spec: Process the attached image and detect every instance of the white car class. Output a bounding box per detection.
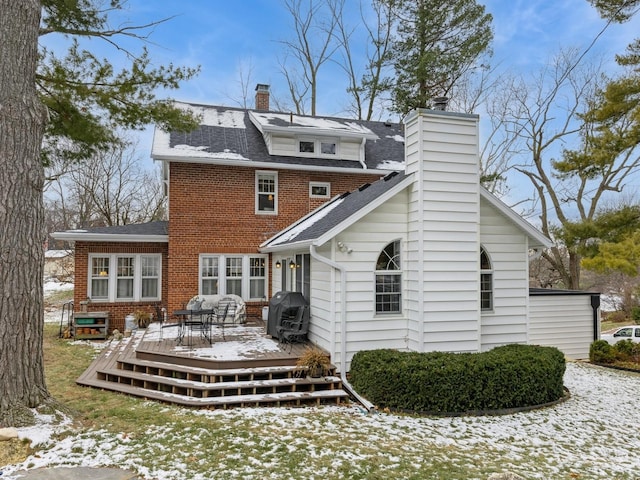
[601,325,640,345]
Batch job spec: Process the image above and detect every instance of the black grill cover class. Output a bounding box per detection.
[267,291,308,337]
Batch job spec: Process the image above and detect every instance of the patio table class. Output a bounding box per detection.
[173,308,217,346]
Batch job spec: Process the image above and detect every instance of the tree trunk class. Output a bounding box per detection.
[0,1,50,426]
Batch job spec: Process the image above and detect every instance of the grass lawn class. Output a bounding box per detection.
[2,289,640,479]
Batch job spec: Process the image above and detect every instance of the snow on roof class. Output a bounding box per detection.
[376,160,405,170]
[45,250,72,258]
[250,111,378,138]
[175,102,246,128]
[386,134,404,142]
[268,196,346,246]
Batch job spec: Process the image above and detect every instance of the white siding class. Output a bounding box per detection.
[268,134,361,162]
[479,197,530,350]
[309,188,409,371]
[405,110,482,353]
[529,293,597,359]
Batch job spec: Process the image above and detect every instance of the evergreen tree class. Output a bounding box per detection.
[0,0,197,426]
[390,0,493,115]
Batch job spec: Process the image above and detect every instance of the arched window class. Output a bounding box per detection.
[480,246,493,311]
[375,240,401,313]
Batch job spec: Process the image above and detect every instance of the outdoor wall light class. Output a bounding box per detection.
[337,241,353,254]
[289,260,296,269]
[275,261,281,269]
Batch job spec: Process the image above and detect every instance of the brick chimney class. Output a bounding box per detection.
[255,84,270,111]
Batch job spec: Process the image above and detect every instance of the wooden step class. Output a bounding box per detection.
[78,375,349,408]
[117,356,318,382]
[97,366,344,398]
[77,336,349,409]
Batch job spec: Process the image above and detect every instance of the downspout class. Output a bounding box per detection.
[310,244,375,412]
[591,294,601,342]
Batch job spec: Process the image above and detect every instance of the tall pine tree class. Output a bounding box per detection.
[390,0,493,115]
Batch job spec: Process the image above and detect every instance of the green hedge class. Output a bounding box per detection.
[349,344,566,414]
[590,339,640,364]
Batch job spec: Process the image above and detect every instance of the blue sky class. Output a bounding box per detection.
[42,1,640,170]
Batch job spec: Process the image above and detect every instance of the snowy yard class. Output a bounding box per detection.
[3,361,640,478]
[3,282,639,479]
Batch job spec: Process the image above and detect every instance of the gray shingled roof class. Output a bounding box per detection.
[262,171,409,248]
[72,221,168,236]
[167,104,404,170]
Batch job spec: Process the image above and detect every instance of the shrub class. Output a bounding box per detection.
[632,306,640,325]
[614,339,635,361]
[349,344,565,414]
[589,340,615,364]
[603,310,628,324]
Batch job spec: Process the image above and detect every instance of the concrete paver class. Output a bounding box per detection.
[10,467,141,480]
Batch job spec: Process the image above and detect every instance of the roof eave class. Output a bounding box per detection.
[261,173,413,251]
[260,240,313,253]
[153,153,399,175]
[314,174,413,246]
[50,232,168,243]
[480,188,553,249]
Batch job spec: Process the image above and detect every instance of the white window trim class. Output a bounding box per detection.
[297,137,339,158]
[199,254,269,301]
[374,240,403,315]
[255,170,278,215]
[309,181,331,198]
[480,246,494,312]
[88,253,162,303]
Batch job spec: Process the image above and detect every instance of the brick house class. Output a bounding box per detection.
[53,85,404,332]
[53,86,600,366]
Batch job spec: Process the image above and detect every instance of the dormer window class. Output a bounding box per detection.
[298,137,338,157]
[320,141,336,155]
[299,140,315,153]
[248,110,378,163]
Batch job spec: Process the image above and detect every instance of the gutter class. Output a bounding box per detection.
[310,244,375,412]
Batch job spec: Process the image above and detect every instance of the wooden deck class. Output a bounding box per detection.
[76,320,349,408]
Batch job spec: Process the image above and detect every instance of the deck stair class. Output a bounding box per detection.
[77,329,349,408]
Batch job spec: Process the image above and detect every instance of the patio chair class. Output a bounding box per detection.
[154,305,183,342]
[276,305,309,346]
[207,301,231,341]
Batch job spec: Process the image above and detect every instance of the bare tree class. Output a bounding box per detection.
[506,49,631,289]
[334,0,395,120]
[278,0,342,116]
[45,139,166,231]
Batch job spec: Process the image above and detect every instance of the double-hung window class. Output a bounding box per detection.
[226,257,243,296]
[89,254,161,302]
[375,240,402,314]
[116,257,135,300]
[201,256,219,295]
[200,254,268,301]
[249,257,266,299]
[90,257,110,300]
[256,171,277,214]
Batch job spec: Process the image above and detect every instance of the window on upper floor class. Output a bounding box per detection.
[375,240,402,314]
[309,182,330,198]
[256,171,277,215]
[200,254,268,301]
[89,254,161,302]
[298,138,338,158]
[299,140,315,153]
[480,246,493,311]
[320,140,337,155]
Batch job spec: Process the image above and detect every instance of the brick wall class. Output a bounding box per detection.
[167,163,379,314]
[74,242,168,333]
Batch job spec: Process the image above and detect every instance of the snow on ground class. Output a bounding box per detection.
[2,362,640,479]
[4,288,637,478]
[4,311,640,480]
